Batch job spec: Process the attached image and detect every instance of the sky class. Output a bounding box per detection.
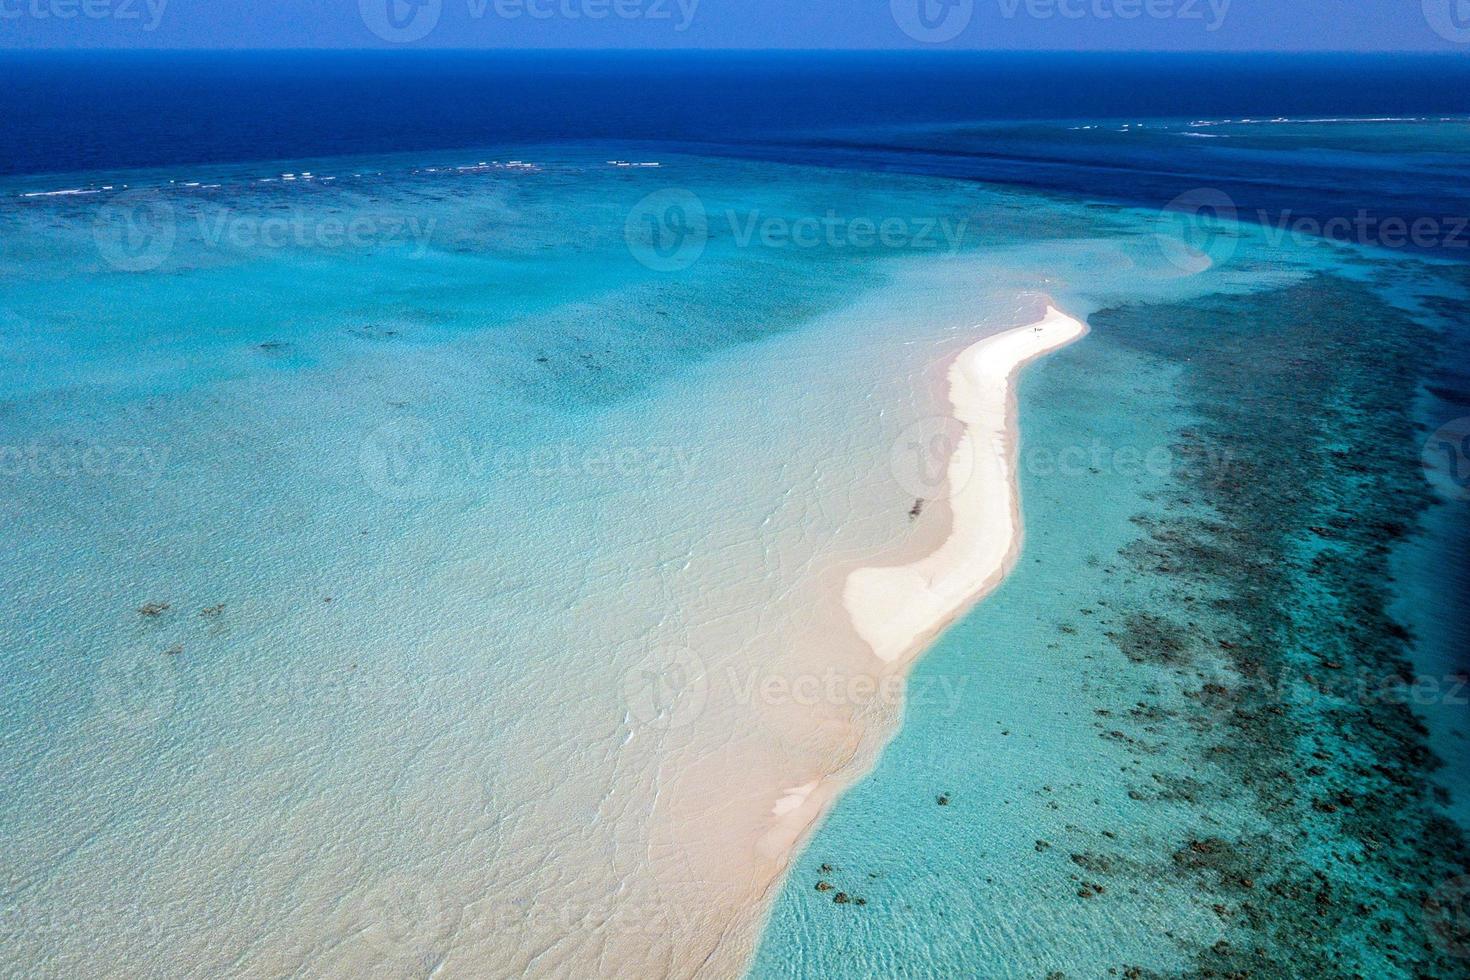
[1,0,1469,50]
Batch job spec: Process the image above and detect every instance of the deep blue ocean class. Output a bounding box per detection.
[8,51,1470,253]
[1,52,1468,168]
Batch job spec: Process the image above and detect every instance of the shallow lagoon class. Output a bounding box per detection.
[2,118,1467,977]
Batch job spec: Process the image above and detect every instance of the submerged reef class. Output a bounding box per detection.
[1091,274,1470,977]
[750,270,1469,979]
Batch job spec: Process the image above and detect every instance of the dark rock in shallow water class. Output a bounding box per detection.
[1070,852,1115,875]
[348,326,400,341]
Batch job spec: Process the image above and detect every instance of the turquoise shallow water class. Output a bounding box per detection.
[3,119,1469,977]
[3,142,1253,975]
[750,166,1470,976]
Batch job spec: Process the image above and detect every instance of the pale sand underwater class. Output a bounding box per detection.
[289,295,1081,975]
[508,303,1093,979]
[408,297,1092,979]
[8,142,1404,978]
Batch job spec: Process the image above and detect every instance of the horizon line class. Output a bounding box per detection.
[4,46,1470,55]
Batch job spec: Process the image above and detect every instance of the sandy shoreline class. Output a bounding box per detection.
[845,305,1090,668]
[292,302,1093,979]
[694,304,1091,973]
[1,281,1088,979]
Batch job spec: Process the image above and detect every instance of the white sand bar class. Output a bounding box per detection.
[846,306,1089,666]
